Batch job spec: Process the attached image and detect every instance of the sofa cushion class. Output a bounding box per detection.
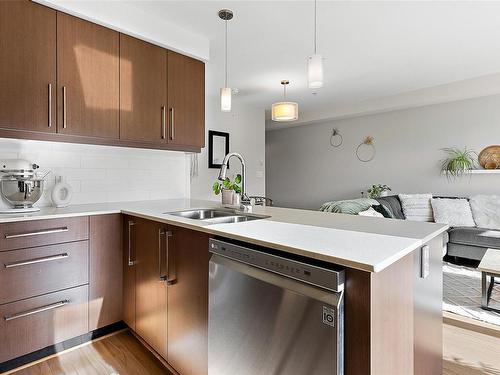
[398,193,434,222]
[375,196,405,219]
[470,195,500,230]
[431,198,475,227]
[447,243,488,261]
[320,198,379,215]
[448,227,500,249]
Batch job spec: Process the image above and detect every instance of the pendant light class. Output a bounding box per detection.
[308,0,323,89]
[219,9,233,112]
[272,80,299,122]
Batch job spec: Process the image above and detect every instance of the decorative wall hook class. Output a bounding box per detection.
[356,136,376,162]
[330,128,343,147]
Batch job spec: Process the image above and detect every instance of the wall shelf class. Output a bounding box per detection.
[442,169,500,175]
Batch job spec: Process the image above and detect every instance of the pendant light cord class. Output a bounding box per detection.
[314,0,317,54]
[225,19,228,87]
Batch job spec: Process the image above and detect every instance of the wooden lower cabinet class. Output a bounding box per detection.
[167,226,210,375]
[0,285,88,363]
[89,214,123,330]
[123,217,210,375]
[135,218,168,358]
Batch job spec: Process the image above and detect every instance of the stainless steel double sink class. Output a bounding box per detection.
[165,208,269,224]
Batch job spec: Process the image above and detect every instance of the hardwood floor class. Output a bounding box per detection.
[6,331,172,375]
[4,322,500,375]
[444,322,500,375]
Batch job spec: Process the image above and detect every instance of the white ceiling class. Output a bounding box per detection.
[125,1,500,128]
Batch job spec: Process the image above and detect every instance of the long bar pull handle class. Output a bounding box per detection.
[158,229,167,281]
[128,221,136,266]
[170,107,175,141]
[4,300,70,322]
[48,83,52,128]
[62,86,67,129]
[161,106,166,139]
[4,227,69,239]
[165,230,175,285]
[5,253,69,269]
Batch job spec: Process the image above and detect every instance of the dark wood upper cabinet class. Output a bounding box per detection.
[0,1,56,133]
[167,51,205,148]
[57,13,120,138]
[120,35,168,143]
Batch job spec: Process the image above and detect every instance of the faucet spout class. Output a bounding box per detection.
[217,152,250,206]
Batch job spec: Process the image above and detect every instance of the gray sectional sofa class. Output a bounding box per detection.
[375,195,500,262]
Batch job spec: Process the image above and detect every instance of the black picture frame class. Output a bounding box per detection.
[208,130,230,169]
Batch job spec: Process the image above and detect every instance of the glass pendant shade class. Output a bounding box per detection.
[308,54,323,89]
[272,102,298,122]
[220,87,231,112]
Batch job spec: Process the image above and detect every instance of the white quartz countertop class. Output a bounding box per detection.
[0,199,448,273]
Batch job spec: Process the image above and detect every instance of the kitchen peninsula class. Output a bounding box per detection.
[0,199,447,375]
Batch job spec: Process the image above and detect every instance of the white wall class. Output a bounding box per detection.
[190,96,266,201]
[0,138,189,209]
[266,94,500,210]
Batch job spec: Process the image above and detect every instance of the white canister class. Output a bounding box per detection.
[51,176,73,208]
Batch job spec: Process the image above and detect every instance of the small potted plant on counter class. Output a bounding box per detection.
[366,184,392,198]
[213,174,242,205]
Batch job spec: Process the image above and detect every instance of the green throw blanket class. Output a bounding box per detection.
[320,198,380,215]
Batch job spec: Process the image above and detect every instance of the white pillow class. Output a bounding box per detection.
[398,193,434,222]
[470,195,500,230]
[358,207,384,218]
[430,198,475,227]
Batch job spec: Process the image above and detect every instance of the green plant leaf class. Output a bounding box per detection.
[235,174,242,184]
[223,178,232,189]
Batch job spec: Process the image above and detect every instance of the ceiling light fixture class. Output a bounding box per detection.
[219,9,233,112]
[272,80,299,122]
[307,0,323,89]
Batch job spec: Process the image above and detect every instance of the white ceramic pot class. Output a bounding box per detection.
[221,189,234,205]
[380,191,389,197]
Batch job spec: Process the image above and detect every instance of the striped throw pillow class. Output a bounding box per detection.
[398,194,434,222]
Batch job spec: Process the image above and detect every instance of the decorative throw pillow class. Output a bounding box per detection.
[320,198,379,215]
[430,198,475,227]
[469,195,500,230]
[358,207,385,218]
[398,193,434,222]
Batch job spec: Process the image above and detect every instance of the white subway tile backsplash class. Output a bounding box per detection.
[0,138,190,208]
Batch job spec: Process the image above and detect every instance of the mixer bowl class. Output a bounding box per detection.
[0,179,44,208]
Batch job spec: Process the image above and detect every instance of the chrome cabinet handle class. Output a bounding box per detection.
[170,107,175,141]
[128,221,136,266]
[48,83,52,128]
[4,253,69,269]
[161,106,166,139]
[62,86,67,129]
[4,227,69,239]
[4,300,70,322]
[158,229,167,281]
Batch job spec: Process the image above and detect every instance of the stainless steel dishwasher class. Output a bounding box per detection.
[208,238,345,375]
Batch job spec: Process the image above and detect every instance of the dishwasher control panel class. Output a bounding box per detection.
[209,238,344,292]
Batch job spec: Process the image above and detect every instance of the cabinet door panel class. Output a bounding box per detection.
[167,51,205,148]
[57,13,119,138]
[167,226,210,375]
[123,216,137,330]
[0,1,56,132]
[89,214,122,330]
[135,218,167,358]
[120,35,167,143]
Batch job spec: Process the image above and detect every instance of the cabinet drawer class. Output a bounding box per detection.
[0,285,88,363]
[0,217,89,251]
[0,241,89,304]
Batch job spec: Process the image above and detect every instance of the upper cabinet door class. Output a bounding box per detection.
[120,35,167,143]
[167,51,205,148]
[57,13,119,138]
[0,1,56,133]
